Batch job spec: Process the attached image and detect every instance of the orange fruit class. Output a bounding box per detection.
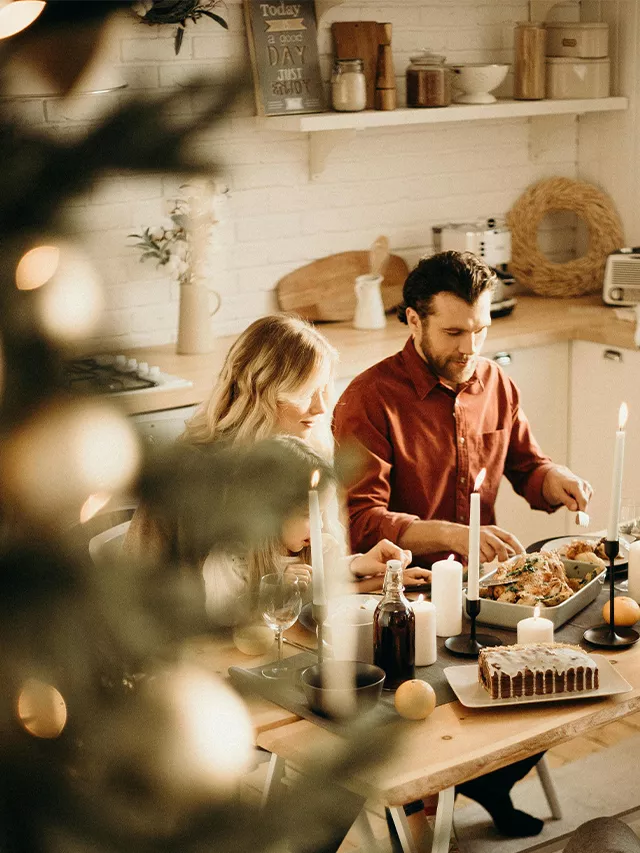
[394,679,436,720]
[233,624,275,655]
[602,596,640,627]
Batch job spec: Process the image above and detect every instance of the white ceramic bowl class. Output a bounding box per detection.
[449,63,509,104]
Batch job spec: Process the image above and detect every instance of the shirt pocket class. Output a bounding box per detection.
[471,429,509,496]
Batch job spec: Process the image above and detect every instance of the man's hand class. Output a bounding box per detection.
[451,524,525,563]
[542,465,593,513]
[350,538,412,577]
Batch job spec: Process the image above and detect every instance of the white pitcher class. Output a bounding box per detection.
[353,274,386,330]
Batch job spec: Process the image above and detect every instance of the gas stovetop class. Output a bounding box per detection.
[62,356,193,397]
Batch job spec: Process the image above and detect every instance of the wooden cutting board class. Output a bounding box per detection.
[276,251,408,322]
[331,21,383,110]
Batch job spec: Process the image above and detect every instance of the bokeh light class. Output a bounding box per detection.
[36,245,103,341]
[2,399,140,523]
[15,245,60,291]
[0,1,46,39]
[17,679,67,739]
[158,665,254,795]
[80,491,112,524]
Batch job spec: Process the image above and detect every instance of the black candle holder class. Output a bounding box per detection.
[312,603,328,664]
[584,539,639,649]
[445,598,502,658]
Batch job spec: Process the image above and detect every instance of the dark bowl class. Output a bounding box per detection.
[300,660,385,719]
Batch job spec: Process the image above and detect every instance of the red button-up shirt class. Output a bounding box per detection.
[333,338,556,556]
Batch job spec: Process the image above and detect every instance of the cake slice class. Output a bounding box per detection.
[478,643,599,699]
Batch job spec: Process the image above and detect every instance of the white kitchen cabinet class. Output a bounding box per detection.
[569,341,640,534]
[491,343,570,547]
[130,404,198,446]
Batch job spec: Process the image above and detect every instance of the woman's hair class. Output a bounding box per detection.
[183,314,338,446]
[397,251,495,324]
[247,435,336,587]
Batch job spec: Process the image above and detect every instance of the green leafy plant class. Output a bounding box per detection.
[133,0,228,54]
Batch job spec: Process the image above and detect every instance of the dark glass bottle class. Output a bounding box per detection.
[373,560,415,690]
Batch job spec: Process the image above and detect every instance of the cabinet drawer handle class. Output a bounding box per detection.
[493,352,511,366]
[604,349,623,362]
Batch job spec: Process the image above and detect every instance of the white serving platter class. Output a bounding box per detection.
[541,535,629,567]
[476,558,605,629]
[444,657,632,708]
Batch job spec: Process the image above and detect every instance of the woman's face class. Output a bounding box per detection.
[276,361,334,439]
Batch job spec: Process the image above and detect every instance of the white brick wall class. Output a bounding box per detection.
[17,1,584,350]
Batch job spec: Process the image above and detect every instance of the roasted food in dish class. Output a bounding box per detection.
[551,537,607,566]
[479,551,602,607]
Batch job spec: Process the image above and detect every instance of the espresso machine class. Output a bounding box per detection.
[432,218,517,317]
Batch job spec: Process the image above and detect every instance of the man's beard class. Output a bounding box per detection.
[420,329,476,385]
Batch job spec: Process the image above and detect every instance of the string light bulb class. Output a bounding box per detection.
[17,679,67,739]
[0,1,46,39]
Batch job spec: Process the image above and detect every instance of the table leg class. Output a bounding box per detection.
[388,806,419,853]
[261,753,286,810]
[536,754,563,820]
[353,807,383,851]
[432,787,455,853]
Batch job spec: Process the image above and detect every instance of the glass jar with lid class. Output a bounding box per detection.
[331,58,367,112]
[406,50,452,107]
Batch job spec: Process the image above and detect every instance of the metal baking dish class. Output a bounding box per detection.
[474,559,605,630]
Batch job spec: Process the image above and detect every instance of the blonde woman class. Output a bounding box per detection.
[125,315,429,617]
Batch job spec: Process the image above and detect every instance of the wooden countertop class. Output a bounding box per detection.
[117,295,638,415]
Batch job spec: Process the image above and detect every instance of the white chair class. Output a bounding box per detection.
[89,520,131,566]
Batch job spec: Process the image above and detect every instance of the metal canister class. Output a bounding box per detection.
[514,22,546,100]
[406,51,452,107]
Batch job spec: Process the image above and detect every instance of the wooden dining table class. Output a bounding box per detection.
[190,609,640,853]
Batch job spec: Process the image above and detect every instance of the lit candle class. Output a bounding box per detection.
[628,541,640,604]
[467,468,486,600]
[411,595,437,666]
[517,605,554,644]
[431,554,462,637]
[607,402,628,541]
[309,470,326,606]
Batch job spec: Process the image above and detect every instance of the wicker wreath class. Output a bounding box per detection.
[506,177,624,297]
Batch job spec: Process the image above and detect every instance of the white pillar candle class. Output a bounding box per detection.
[607,402,628,541]
[517,605,554,644]
[309,471,326,606]
[628,541,640,604]
[411,594,437,666]
[431,555,462,637]
[467,468,486,600]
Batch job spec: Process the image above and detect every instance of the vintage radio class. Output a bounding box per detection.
[603,248,640,306]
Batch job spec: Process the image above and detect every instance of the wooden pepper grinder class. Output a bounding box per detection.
[375,22,396,110]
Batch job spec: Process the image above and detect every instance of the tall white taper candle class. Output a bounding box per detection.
[606,403,628,541]
[309,470,326,606]
[467,468,486,600]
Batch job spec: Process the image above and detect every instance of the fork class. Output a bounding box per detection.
[576,510,590,528]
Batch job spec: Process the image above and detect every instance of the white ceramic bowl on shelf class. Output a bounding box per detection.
[449,63,509,104]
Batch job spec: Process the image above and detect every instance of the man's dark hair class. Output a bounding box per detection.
[397,251,495,324]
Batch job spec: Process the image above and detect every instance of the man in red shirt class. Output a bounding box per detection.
[333,251,592,838]
[333,250,591,565]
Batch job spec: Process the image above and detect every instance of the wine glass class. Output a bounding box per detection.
[615,500,640,592]
[259,573,302,679]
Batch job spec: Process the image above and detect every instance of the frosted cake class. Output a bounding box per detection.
[478,643,599,699]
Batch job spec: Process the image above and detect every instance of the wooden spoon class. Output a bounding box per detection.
[369,235,390,277]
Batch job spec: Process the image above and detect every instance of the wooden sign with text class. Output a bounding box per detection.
[244,0,326,116]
